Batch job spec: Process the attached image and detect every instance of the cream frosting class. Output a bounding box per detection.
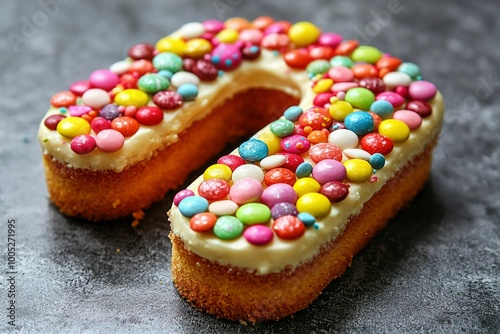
[169,92,444,275]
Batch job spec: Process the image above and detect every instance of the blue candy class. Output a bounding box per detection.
[297,212,316,227]
[178,196,209,218]
[397,62,421,80]
[177,83,198,101]
[283,106,303,122]
[369,153,386,169]
[344,111,374,136]
[370,100,394,119]
[238,139,268,162]
[295,162,313,178]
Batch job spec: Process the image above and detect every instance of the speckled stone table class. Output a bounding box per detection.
[1,0,499,333]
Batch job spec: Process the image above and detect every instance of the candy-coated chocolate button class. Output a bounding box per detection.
[383,71,412,87]
[89,69,120,91]
[264,168,296,186]
[153,90,183,110]
[114,89,149,108]
[232,164,265,183]
[127,43,155,61]
[213,216,244,240]
[178,195,209,218]
[170,71,200,87]
[296,193,331,218]
[370,100,394,119]
[271,202,298,219]
[260,183,297,208]
[70,135,96,155]
[293,177,321,197]
[378,119,411,143]
[270,119,295,137]
[236,203,271,225]
[91,117,111,134]
[361,133,394,155]
[111,116,139,137]
[299,107,332,130]
[238,139,269,162]
[393,109,422,130]
[408,80,437,100]
[173,189,195,206]
[376,91,405,108]
[256,130,282,155]
[308,143,342,163]
[135,106,164,126]
[50,91,77,108]
[259,155,286,170]
[344,111,375,136]
[243,225,273,245]
[281,135,310,154]
[288,21,320,46]
[153,52,184,73]
[190,212,217,232]
[138,74,170,93]
[229,178,263,204]
[198,179,230,200]
[44,114,66,130]
[215,28,239,43]
[312,159,346,185]
[178,22,205,39]
[57,117,91,138]
[295,162,313,178]
[328,129,359,150]
[209,200,239,216]
[204,164,232,182]
[306,59,331,76]
[82,88,111,109]
[218,155,246,172]
[272,215,306,239]
[155,37,186,55]
[297,212,316,226]
[343,148,371,161]
[345,87,375,110]
[320,181,349,202]
[177,83,199,101]
[283,106,303,121]
[328,100,353,121]
[351,45,383,64]
[344,159,373,183]
[369,153,386,169]
[95,129,124,153]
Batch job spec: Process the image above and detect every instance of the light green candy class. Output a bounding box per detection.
[330,56,353,68]
[306,59,331,76]
[398,62,421,80]
[138,74,170,93]
[270,119,295,138]
[345,87,375,110]
[236,203,271,225]
[152,52,183,73]
[351,45,383,64]
[213,216,244,239]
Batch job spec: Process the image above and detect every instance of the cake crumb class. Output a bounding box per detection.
[131,210,145,228]
[116,248,121,254]
[112,199,121,208]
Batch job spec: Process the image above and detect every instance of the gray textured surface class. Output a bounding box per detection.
[1,0,499,333]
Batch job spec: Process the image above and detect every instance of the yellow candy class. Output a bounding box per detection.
[329,100,354,121]
[344,159,373,183]
[57,117,90,138]
[204,164,232,182]
[288,21,321,47]
[378,119,410,143]
[293,177,321,197]
[312,78,334,94]
[185,38,212,59]
[215,29,239,43]
[296,193,331,218]
[257,130,281,155]
[155,37,186,56]
[114,89,149,108]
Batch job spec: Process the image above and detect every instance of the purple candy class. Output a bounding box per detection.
[312,159,347,185]
[271,202,298,219]
[260,183,297,208]
[173,189,195,206]
[100,103,121,120]
[243,225,273,246]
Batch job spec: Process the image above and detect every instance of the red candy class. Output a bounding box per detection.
[284,49,313,69]
[308,45,335,60]
[299,107,332,130]
[352,64,378,79]
[44,114,66,130]
[192,59,218,81]
[135,106,164,125]
[359,77,386,94]
[153,91,183,110]
[361,133,394,155]
[129,59,154,76]
[70,135,96,155]
[190,212,217,232]
[218,154,246,171]
[308,143,342,163]
[376,57,402,71]
[50,91,77,108]
[198,179,230,200]
[278,153,304,172]
[111,116,139,137]
[69,80,91,97]
[91,117,111,134]
[406,100,433,118]
[313,93,334,107]
[335,40,359,56]
[321,181,349,202]
[128,43,155,60]
[264,168,296,186]
[272,215,305,239]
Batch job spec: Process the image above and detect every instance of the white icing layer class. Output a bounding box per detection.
[169,92,444,275]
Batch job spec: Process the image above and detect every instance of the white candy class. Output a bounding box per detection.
[82,88,110,109]
[383,71,412,87]
[328,129,359,149]
[209,200,239,216]
[178,22,205,39]
[109,60,131,75]
[232,164,265,183]
[259,155,286,170]
[343,148,371,161]
[170,71,200,87]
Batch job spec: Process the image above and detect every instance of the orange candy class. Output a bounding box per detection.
[369,111,382,131]
[376,57,402,71]
[307,130,328,144]
[252,16,274,30]
[335,40,359,56]
[378,67,392,79]
[50,91,77,108]
[190,212,217,232]
[111,116,139,137]
[352,63,378,79]
[264,168,296,186]
[128,59,154,76]
[224,17,251,31]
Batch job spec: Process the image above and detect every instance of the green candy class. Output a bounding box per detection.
[236,203,271,225]
[345,87,375,110]
[350,46,383,64]
[330,56,353,68]
[213,216,244,239]
[306,59,331,76]
[270,119,295,138]
[397,62,421,80]
[138,74,170,93]
[152,52,183,73]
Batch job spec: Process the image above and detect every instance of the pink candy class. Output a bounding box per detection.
[229,178,263,204]
[95,129,124,152]
[202,19,224,34]
[243,225,274,245]
[260,183,297,208]
[239,28,263,44]
[173,189,195,206]
[393,110,422,130]
[328,66,354,82]
[312,159,347,185]
[376,91,405,107]
[408,81,437,100]
[89,69,119,92]
[318,32,343,48]
[69,80,91,96]
[69,105,92,117]
[332,82,358,92]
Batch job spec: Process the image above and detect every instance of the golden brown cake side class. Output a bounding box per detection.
[42,89,299,221]
[170,140,436,323]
